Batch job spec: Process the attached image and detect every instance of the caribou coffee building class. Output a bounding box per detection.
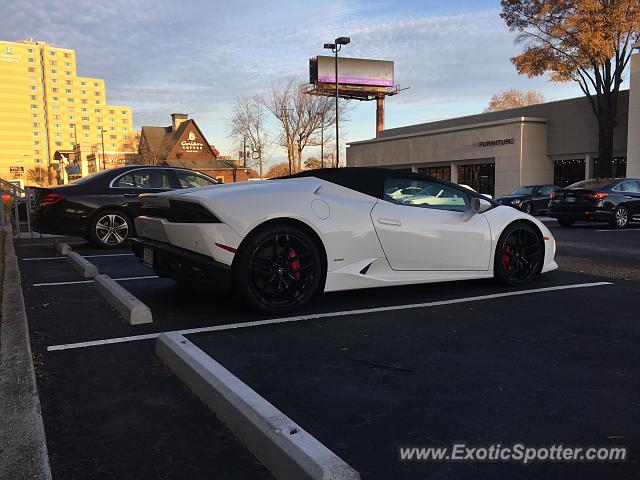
[347,50,640,197]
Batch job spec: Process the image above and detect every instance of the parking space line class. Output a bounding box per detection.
[595,229,639,232]
[33,275,158,287]
[22,253,135,261]
[46,281,612,352]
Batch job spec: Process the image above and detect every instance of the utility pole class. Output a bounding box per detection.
[100,129,107,171]
[324,37,350,168]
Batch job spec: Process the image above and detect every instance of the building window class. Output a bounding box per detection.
[33,131,39,136]
[65,71,71,76]
[80,90,86,95]
[80,81,86,86]
[94,82,99,87]
[50,78,57,83]
[594,156,626,178]
[109,109,115,114]
[82,116,89,121]
[52,97,59,102]
[33,140,40,145]
[82,125,90,130]
[53,115,61,120]
[66,80,72,85]
[31,104,38,109]
[28,67,35,72]
[108,118,115,123]
[52,87,59,93]
[33,150,41,154]
[50,69,57,74]
[67,98,74,103]
[32,113,39,118]
[55,133,62,138]
[52,106,60,111]
[67,107,74,112]
[109,126,115,131]
[28,57,34,63]
[81,99,87,104]
[553,159,585,187]
[81,108,87,112]
[34,158,42,164]
[121,110,127,115]
[111,143,117,148]
[95,100,100,105]
[110,135,117,140]
[54,123,61,128]
[83,134,90,139]
[55,141,62,146]
[457,163,495,197]
[95,126,102,131]
[64,52,70,58]
[33,122,39,127]
[69,123,75,128]
[28,48,33,54]
[49,60,57,65]
[49,50,56,56]
[68,115,75,120]
[30,95,37,100]
[95,108,101,113]
[65,89,72,94]
[30,85,36,91]
[94,91,100,96]
[121,119,128,124]
[419,166,451,181]
[64,62,71,67]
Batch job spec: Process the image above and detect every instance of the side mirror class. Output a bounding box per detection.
[470,197,481,214]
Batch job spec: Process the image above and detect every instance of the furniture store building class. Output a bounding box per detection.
[347,51,640,197]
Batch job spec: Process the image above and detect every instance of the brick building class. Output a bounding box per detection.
[138,113,252,183]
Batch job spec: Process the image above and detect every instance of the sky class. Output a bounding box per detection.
[2,0,630,168]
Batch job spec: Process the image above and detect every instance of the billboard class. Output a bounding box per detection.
[311,56,394,88]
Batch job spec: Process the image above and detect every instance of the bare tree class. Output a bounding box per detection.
[26,166,49,186]
[229,95,269,178]
[264,79,346,172]
[485,89,545,112]
[138,134,166,165]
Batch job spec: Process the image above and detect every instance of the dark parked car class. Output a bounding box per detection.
[549,178,640,228]
[494,184,560,214]
[31,165,218,248]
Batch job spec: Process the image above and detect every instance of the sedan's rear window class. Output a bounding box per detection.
[566,179,614,190]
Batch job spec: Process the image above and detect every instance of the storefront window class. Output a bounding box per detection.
[418,166,451,181]
[553,159,585,187]
[457,163,495,196]
[594,157,626,178]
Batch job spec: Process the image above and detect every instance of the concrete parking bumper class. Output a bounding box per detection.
[94,274,153,325]
[156,332,360,480]
[66,251,98,278]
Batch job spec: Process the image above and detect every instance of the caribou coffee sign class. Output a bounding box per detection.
[478,138,515,147]
[180,130,204,153]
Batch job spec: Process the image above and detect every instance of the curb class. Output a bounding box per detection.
[66,251,98,278]
[156,332,360,480]
[56,242,71,256]
[0,233,53,480]
[94,274,153,325]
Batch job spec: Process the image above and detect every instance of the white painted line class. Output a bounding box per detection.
[22,253,135,261]
[596,229,640,232]
[18,241,86,247]
[157,333,360,480]
[33,275,158,287]
[46,281,612,352]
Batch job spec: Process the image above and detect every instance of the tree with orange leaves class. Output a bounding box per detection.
[485,88,546,111]
[500,0,640,174]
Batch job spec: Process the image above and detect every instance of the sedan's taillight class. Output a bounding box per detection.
[582,191,608,200]
[550,191,559,200]
[39,193,64,207]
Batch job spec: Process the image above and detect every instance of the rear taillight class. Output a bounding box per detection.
[582,191,608,200]
[39,193,64,207]
[550,191,559,200]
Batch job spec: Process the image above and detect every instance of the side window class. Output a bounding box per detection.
[176,171,217,188]
[621,180,640,193]
[113,169,171,189]
[539,186,554,196]
[383,178,470,212]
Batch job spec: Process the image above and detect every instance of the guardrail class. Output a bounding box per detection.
[0,177,34,238]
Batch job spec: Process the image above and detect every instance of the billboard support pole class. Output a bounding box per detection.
[376,95,385,137]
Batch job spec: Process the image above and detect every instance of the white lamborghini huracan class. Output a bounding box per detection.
[130,168,557,313]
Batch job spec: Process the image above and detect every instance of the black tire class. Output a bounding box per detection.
[494,222,544,286]
[522,202,532,214]
[88,209,132,249]
[233,223,324,314]
[557,218,574,228]
[611,205,629,229]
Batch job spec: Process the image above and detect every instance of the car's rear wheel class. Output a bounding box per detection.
[89,210,132,249]
[557,218,574,228]
[494,222,543,286]
[611,205,629,229]
[234,224,323,314]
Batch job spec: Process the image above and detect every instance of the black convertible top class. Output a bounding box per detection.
[277,167,496,203]
[279,167,442,199]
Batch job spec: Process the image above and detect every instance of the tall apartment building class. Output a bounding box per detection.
[0,39,135,183]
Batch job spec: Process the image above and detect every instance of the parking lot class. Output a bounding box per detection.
[16,219,640,479]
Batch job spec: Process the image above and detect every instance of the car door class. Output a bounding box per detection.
[371,177,492,271]
[618,180,640,218]
[534,186,554,212]
[111,168,173,219]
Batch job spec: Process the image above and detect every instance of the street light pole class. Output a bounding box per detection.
[100,129,107,171]
[324,37,350,168]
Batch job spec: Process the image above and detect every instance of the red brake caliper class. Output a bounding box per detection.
[288,248,301,280]
[501,244,512,273]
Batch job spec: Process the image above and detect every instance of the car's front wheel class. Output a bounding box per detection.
[494,222,543,286]
[234,224,324,314]
[522,202,532,214]
[89,210,132,248]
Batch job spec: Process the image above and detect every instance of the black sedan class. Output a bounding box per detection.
[32,165,218,248]
[494,184,560,214]
[549,178,640,228]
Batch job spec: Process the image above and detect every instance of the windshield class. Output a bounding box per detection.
[510,186,537,195]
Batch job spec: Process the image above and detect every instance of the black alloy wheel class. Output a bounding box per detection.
[611,205,629,229]
[235,224,323,314]
[89,210,132,248]
[522,202,532,214]
[495,222,543,286]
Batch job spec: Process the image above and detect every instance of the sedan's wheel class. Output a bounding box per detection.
[89,210,131,248]
[235,225,323,314]
[494,222,543,286]
[522,202,531,214]
[611,205,629,229]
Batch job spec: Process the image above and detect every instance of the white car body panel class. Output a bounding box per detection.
[134,176,557,292]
